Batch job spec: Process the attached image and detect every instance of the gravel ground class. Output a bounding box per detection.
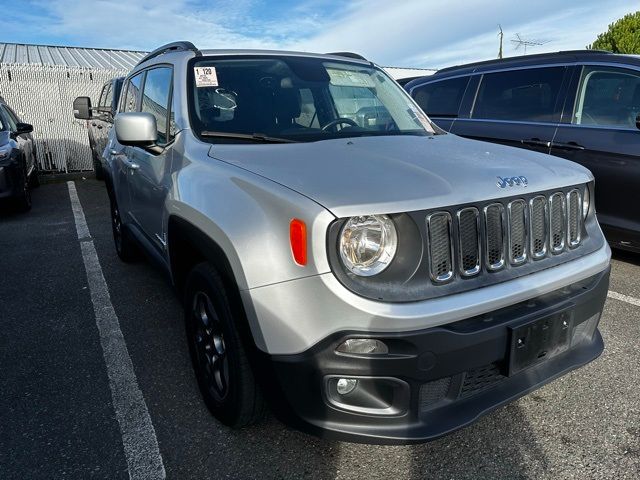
[0,179,638,479]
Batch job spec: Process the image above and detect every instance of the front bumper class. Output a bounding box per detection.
[254,268,609,444]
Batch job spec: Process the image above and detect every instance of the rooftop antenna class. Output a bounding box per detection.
[498,25,504,59]
[511,33,550,55]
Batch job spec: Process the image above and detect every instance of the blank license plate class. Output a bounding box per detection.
[508,308,573,376]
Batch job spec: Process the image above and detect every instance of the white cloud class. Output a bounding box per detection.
[5,0,639,69]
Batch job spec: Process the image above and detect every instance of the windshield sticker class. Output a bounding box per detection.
[194,66,219,87]
[327,68,375,88]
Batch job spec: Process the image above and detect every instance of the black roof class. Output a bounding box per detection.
[405,50,640,89]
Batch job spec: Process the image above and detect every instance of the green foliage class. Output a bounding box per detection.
[588,11,640,53]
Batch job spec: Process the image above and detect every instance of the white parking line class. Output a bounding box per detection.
[608,290,640,308]
[67,182,166,480]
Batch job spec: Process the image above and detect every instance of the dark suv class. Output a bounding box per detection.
[0,96,37,211]
[74,77,124,180]
[406,51,640,253]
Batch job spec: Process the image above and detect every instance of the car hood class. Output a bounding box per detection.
[208,134,593,218]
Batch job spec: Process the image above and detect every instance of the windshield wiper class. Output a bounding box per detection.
[200,131,297,143]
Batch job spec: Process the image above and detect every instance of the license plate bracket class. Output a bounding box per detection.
[508,307,573,376]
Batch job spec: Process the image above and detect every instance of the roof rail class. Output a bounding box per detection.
[437,49,613,74]
[326,51,368,61]
[136,41,200,66]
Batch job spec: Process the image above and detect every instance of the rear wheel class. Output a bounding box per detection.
[185,262,266,427]
[110,198,138,262]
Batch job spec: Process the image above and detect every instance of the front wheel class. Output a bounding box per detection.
[185,262,266,427]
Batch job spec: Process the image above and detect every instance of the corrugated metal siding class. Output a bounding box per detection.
[0,43,145,69]
[0,43,145,172]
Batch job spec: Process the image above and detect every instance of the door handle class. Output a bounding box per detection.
[521,138,550,148]
[109,149,118,156]
[551,141,585,151]
[124,159,140,170]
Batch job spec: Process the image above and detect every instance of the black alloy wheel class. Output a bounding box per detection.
[191,291,229,402]
[185,262,266,427]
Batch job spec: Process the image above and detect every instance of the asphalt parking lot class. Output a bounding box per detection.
[1,179,639,480]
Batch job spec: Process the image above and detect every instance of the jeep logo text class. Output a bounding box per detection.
[497,176,528,188]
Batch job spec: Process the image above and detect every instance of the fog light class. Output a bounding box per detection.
[336,378,358,395]
[336,338,388,355]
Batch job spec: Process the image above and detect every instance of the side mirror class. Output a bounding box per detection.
[636,113,640,130]
[115,112,158,149]
[73,96,92,120]
[15,122,33,135]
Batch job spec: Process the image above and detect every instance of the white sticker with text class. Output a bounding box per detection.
[194,66,219,87]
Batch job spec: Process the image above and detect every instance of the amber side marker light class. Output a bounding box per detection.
[290,218,307,266]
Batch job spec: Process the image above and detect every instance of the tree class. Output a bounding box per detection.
[588,11,640,53]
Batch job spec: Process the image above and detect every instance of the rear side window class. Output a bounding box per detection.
[141,67,173,145]
[122,72,144,113]
[572,66,640,129]
[411,76,469,117]
[472,67,565,122]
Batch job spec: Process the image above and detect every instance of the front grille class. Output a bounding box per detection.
[424,188,584,284]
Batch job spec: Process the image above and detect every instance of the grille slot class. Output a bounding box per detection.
[484,203,505,271]
[457,207,481,277]
[567,189,582,248]
[426,212,454,283]
[460,363,506,399]
[529,196,547,259]
[507,200,527,265]
[549,192,566,254]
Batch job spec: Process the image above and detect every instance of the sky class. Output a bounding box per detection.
[0,0,637,69]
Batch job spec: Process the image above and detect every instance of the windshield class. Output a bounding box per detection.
[188,56,434,142]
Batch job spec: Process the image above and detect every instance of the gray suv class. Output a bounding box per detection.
[73,77,124,180]
[99,42,610,444]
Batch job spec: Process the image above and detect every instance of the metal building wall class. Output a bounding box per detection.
[0,64,129,172]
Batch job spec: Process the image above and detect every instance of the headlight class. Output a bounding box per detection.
[339,214,397,276]
[583,186,590,219]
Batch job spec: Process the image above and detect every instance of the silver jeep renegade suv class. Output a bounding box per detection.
[104,42,611,444]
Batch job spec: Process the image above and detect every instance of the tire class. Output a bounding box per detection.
[110,198,138,262]
[185,262,266,427]
[15,164,32,212]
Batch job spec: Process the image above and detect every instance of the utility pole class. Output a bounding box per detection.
[498,25,504,59]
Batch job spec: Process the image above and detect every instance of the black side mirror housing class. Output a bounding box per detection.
[73,96,92,120]
[15,123,33,135]
[636,113,640,130]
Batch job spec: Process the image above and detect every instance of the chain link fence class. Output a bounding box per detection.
[0,64,129,173]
